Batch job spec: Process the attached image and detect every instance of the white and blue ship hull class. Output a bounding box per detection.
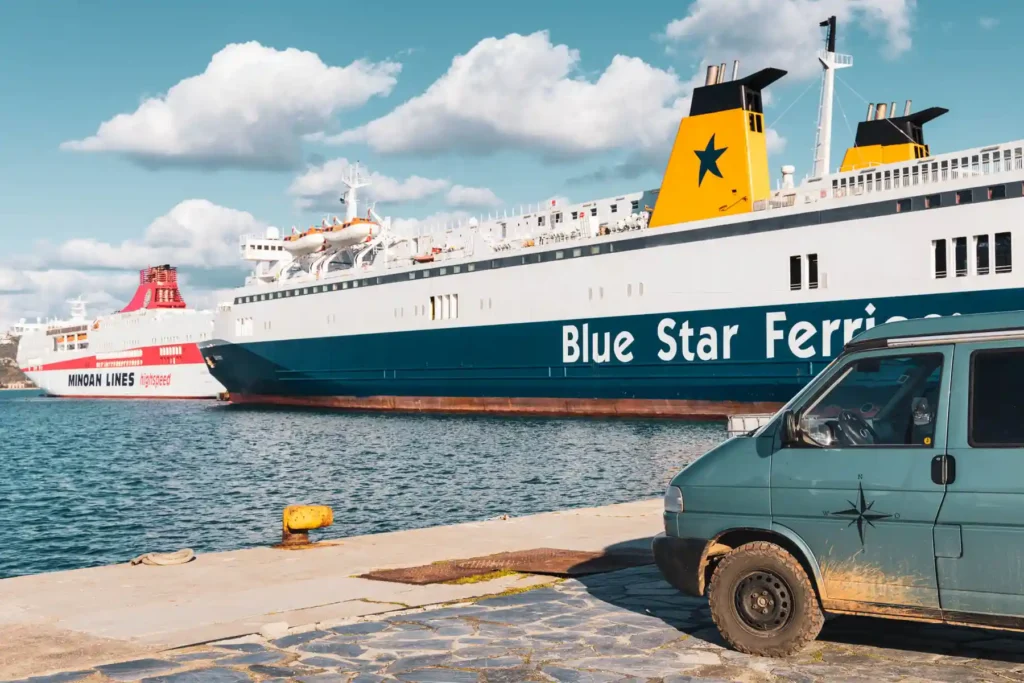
[202,171,1024,417]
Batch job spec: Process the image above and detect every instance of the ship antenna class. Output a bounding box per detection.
[340,161,372,223]
[811,16,853,178]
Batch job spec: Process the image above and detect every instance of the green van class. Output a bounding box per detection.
[654,311,1024,656]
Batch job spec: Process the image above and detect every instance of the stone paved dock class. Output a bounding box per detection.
[11,564,1024,683]
[0,500,659,679]
[8,499,1024,682]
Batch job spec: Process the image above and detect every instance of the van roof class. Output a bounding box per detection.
[847,309,1024,350]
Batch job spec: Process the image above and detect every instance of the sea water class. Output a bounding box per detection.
[0,394,725,578]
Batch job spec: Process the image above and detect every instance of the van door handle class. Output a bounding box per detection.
[931,454,956,485]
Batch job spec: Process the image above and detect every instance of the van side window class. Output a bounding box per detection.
[970,349,1024,446]
[798,354,943,448]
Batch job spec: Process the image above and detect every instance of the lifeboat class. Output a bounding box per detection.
[412,254,435,263]
[324,216,378,249]
[283,227,326,256]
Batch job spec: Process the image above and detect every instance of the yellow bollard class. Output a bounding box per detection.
[277,505,334,548]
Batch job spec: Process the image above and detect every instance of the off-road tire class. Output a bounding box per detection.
[708,541,824,657]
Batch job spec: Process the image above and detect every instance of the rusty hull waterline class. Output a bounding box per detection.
[228,393,783,421]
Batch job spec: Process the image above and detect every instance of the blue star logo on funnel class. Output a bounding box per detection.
[695,134,727,186]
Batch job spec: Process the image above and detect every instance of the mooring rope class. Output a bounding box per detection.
[130,548,195,566]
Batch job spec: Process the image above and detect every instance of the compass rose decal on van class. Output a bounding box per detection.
[830,482,892,546]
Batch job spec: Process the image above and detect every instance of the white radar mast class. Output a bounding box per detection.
[811,16,853,178]
[340,162,371,222]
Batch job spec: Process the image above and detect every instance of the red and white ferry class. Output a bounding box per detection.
[16,265,225,399]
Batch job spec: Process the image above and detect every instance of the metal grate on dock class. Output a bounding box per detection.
[359,547,654,585]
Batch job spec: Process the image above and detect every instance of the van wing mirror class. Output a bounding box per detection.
[781,410,801,446]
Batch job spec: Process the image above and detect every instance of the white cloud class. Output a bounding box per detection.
[664,0,916,80]
[0,268,141,329]
[61,42,401,169]
[51,200,266,271]
[0,201,266,327]
[327,31,691,161]
[979,16,999,30]
[445,185,503,209]
[288,158,452,212]
[766,128,787,154]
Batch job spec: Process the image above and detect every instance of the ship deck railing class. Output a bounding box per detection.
[755,141,1024,213]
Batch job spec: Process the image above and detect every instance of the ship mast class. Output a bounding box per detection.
[340,163,371,223]
[811,16,852,178]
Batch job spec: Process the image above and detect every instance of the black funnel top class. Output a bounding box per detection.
[854,107,948,147]
[689,67,787,117]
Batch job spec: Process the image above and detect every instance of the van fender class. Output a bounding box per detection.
[689,524,826,600]
[769,522,827,600]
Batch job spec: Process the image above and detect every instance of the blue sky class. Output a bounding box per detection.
[0,0,1020,324]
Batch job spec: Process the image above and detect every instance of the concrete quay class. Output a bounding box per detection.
[8,500,1024,682]
[0,500,660,679]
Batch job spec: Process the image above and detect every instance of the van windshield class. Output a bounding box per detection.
[751,355,844,438]
[801,353,943,447]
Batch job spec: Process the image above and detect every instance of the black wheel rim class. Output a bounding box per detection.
[734,570,793,632]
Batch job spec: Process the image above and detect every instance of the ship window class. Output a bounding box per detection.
[468,264,475,272]
[631,200,639,211]
[422,270,429,278]
[491,260,500,268]
[789,255,801,291]
[454,266,461,273]
[897,198,911,213]
[440,268,447,275]
[924,194,940,209]
[452,294,459,319]
[627,284,632,297]
[884,170,891,190]
[996,232,1013,273]
[954,237,967,277]
[342,282,348,289]
[430,296,436,321]
[808,254,819,289]
[989,185,1007,200]
[756,114,763,133]
[331,284,338,291]
[976,234,990,275]
[555,251,564,260]
[749,113,756,132]
[554,212,562,224]
[934,239,948,279]
[353,281,359,288]
[571,211,578,220]
[940,160,948,181]
[639,282,645,296]
[972,155,980,173]
[573,248,581,257]
[957,190,972,205]
[537,216,546,227]
[409,272,416,280]
[610,204,618,214]
[591,207,598,216]
[590,246,600,255]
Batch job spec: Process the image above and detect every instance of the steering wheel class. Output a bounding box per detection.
[837,409,879,446]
